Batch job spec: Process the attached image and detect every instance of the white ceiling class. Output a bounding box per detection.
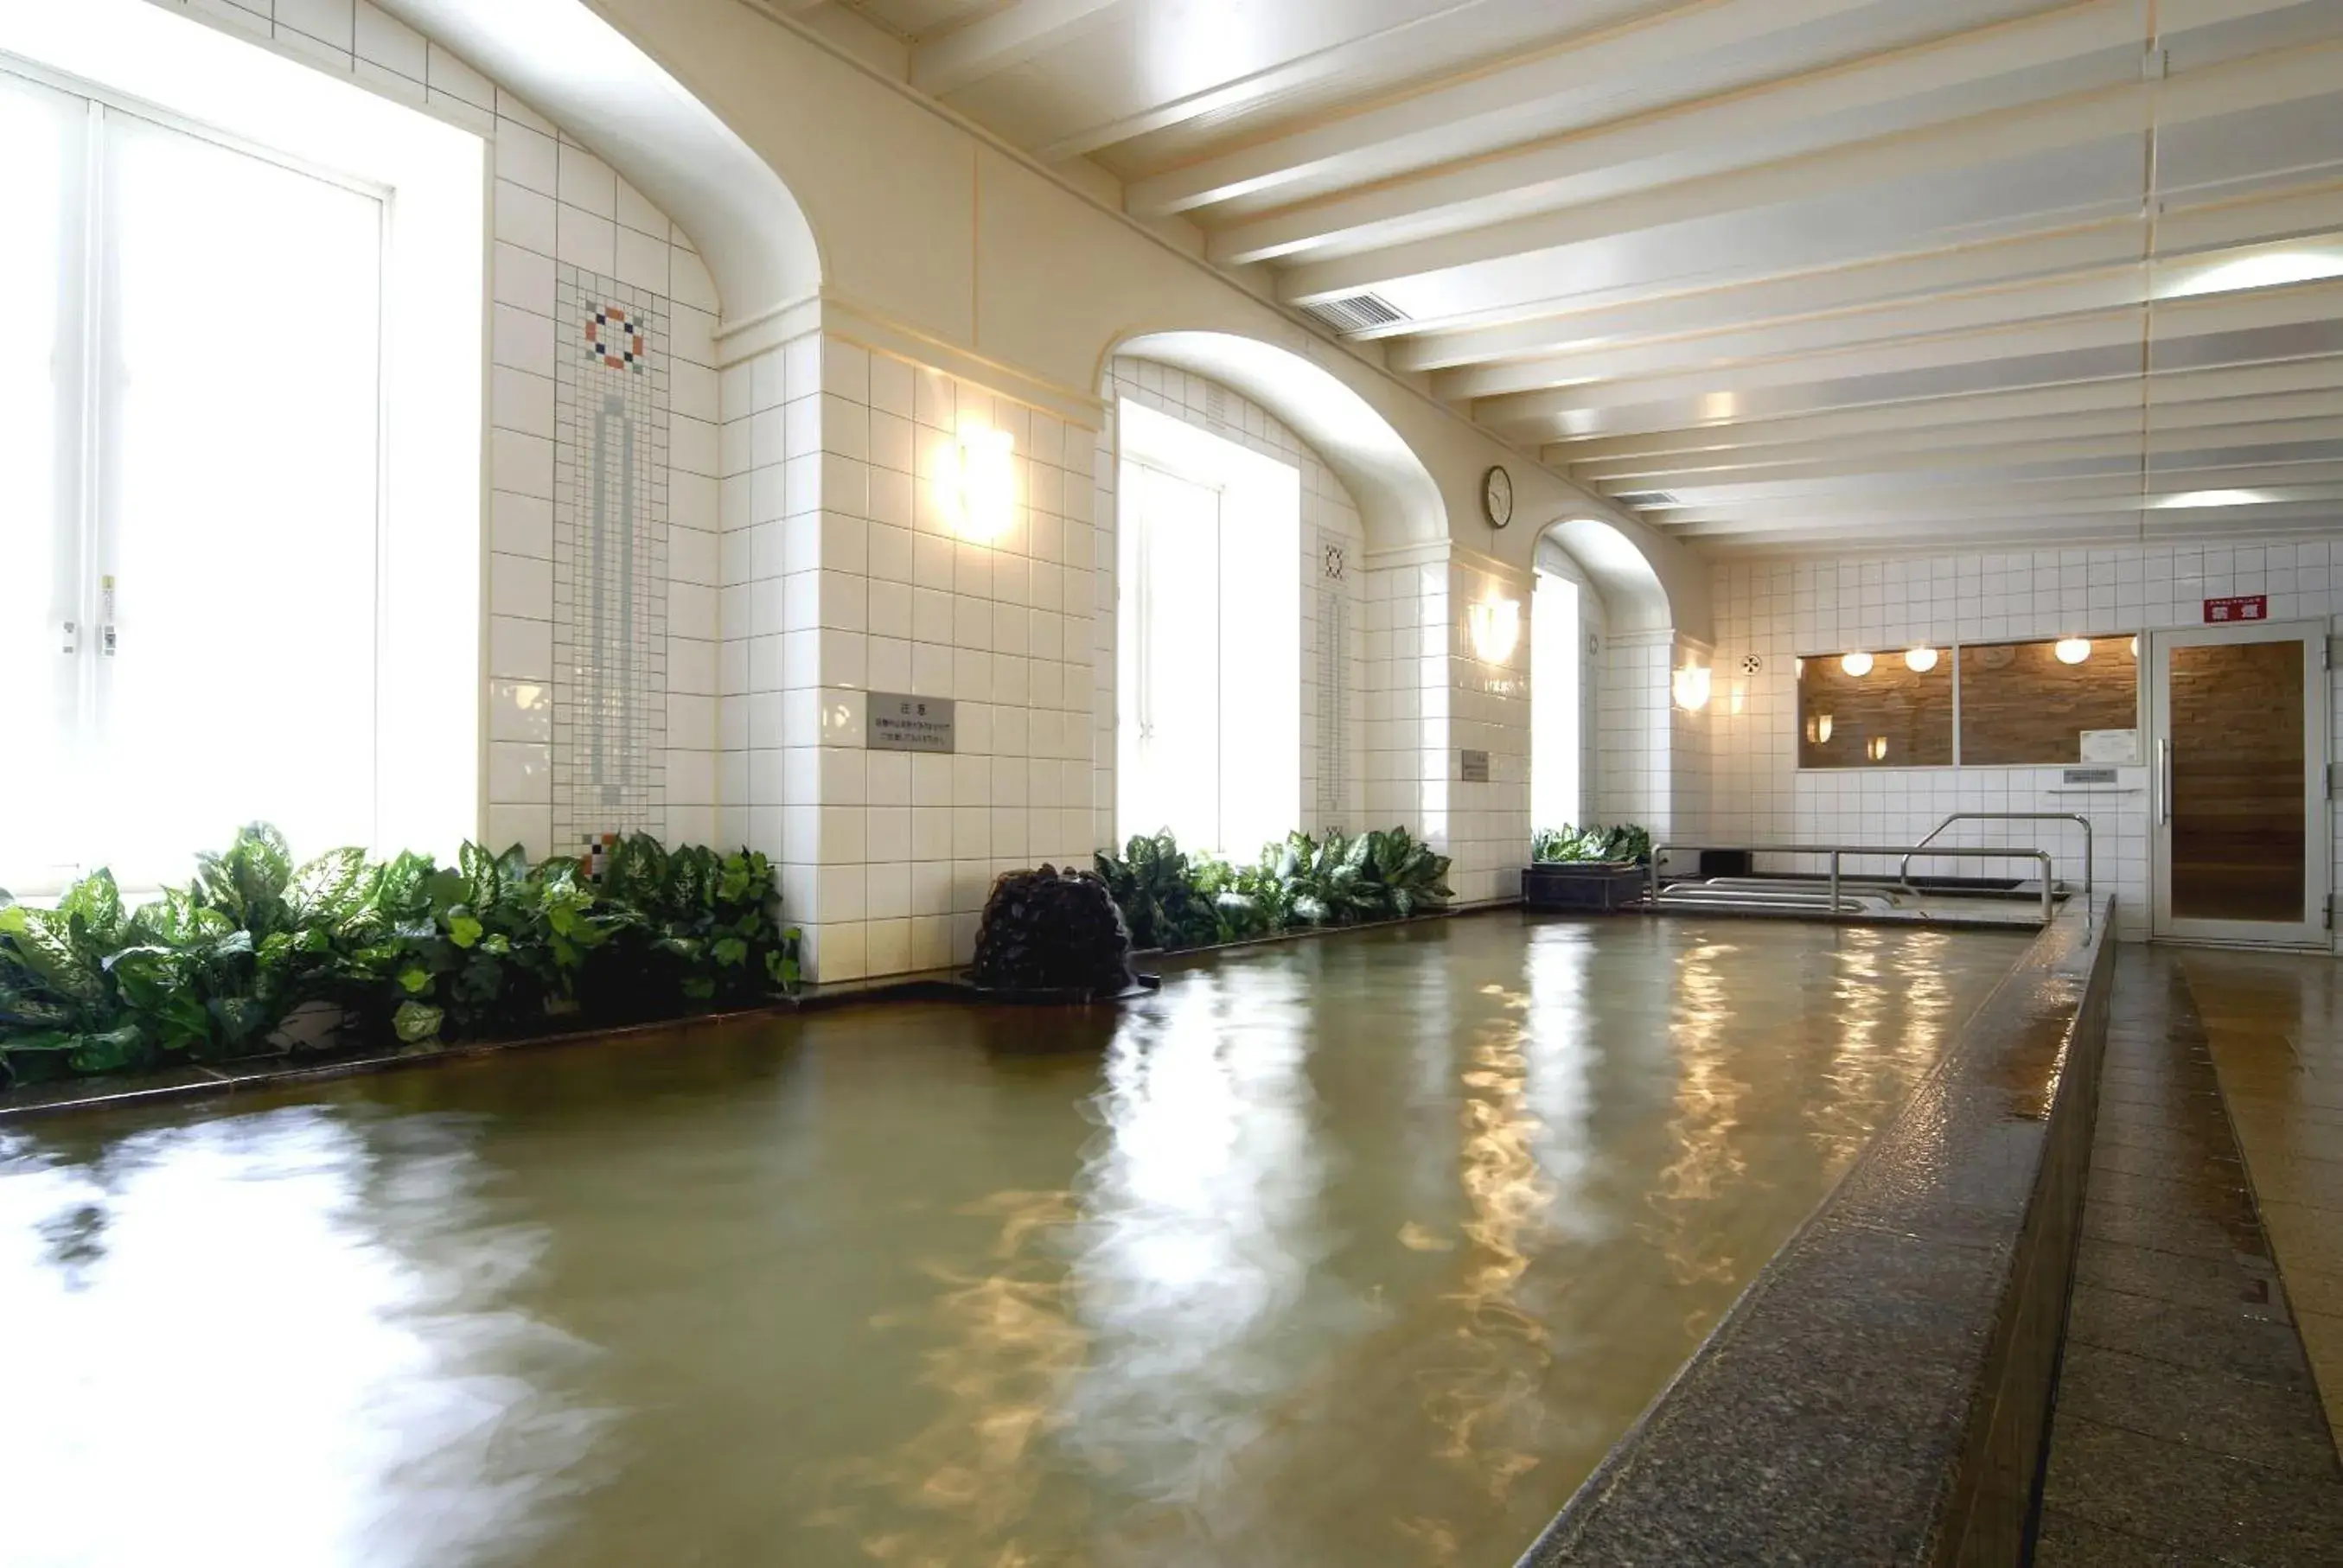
[815,0,2343,555]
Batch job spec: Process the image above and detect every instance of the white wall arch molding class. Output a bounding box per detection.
[1542,516,1678,635]
[1109,331,1446,549]
[378,0,820,328]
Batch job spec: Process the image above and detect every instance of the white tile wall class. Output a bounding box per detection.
[1706,539,2343,943]
[719,335,1098,981]
[1362,558,1446,844]
[1598,630,1678,834]
[151,0,720,861]
[1447,558,1531,903]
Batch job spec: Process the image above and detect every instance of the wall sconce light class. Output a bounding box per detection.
[1467,597,1521,664]
[1867,736,1889,762]
[1904,646,1938,673]
[949,417,1014,540]
[1841,651,1874,677]
[1671,663,1712,711]
[1809,713,1833,744]
[2053,637,2092,666]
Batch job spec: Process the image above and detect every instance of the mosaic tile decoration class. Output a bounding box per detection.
[552,265,669,845]
[1317,580,1350,817]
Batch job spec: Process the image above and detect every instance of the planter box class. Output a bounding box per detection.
[1523,862,1647,913]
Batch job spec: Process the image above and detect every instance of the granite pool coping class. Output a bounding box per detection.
[1516,895,2116,1568]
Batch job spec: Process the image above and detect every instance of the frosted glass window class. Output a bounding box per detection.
[1114,400,1301,857]
[0,72,84,893]
[1531,571,1581,828]
[0,67,384,894]
[1121,464,1224,851]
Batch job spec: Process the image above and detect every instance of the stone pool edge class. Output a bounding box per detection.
[1516,895,2116,1568]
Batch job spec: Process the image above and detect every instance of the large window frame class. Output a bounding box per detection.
[0,2,484,891]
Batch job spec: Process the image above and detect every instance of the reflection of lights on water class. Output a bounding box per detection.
[0,1111,601,1567]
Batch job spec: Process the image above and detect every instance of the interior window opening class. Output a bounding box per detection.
[1114,398,1301,857]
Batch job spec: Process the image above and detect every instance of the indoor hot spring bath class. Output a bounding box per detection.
[0,914,2027,1568]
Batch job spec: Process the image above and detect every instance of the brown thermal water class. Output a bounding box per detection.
[0,914,2026,1568]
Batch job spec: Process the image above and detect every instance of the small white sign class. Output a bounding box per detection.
[2079,728,2138,764]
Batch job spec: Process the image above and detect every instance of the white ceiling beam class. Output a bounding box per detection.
[1391,182,2343,372]
[1031,0,1516,163]
[1438,271,2148,401]
[1122,0,1880,218]
[1277,37,2343,303]
[1584,414,2343,491]
[1208,0,2143,267]
[1650,473,2343,526]
[910,0,1128,98]
[1668,493,2343,544]
[1478,277,2343,430]
[1390,223,2147,372]
[1642,456,2343,509]
[1548,359,2343,459]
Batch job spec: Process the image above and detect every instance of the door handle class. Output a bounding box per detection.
[2160,737,2174,825]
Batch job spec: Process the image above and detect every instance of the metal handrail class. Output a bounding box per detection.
[1649,842,2059,923]
[1894,813,2091,903]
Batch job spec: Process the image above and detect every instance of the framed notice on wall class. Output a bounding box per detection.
[2079,728,2138,763]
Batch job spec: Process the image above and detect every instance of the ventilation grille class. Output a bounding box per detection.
[1614,490,1681,509]
[1299,292,1408,335]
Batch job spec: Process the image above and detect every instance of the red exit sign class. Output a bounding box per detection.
[2204,595,2268,623]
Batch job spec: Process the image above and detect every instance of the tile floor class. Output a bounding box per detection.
[2035,949,2343,1565]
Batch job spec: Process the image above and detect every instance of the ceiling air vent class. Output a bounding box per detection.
[1299,292,1408,335]
[1614,490,1681,509]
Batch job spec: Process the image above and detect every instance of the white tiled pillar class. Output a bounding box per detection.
[1598,628,1676,835]
[718,331,1099,983]
[1449,555,1531,902]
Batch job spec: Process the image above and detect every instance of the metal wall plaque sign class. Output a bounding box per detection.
[1460,749,1491,783]
[869,694,955,753]
[2204,594,2267,623]
[2062,767,2120,786]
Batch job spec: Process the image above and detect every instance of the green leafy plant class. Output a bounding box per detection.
[1091,830,1222,952]
[0,824,802,1088]
[1093,824,1453,951]
[1532,824,1652,864]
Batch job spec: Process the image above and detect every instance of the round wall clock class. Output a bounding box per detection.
[1482,464,1514,528]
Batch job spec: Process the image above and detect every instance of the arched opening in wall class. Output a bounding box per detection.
[1099,334,1443,864]
[1533,519,1672,839]
[1115,400,1301,854]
